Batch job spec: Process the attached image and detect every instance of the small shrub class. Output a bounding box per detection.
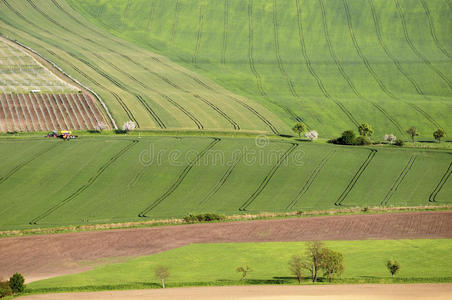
[9,273,25,294]
[183,213,225,223]
[394,139,404,147]
[0,281,12,297]
[361,207,369,212]
[355,136,371,145]
[114,129,128,134]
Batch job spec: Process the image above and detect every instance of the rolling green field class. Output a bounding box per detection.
[26,239,452,293]
[0,0,450,137]
[0,136,450,230]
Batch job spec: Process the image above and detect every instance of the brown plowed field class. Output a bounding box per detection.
[1,211,451,282]
[0,93,106,132]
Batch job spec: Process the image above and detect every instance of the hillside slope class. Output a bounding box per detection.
[0,0,287,133]
[68,0,452,138]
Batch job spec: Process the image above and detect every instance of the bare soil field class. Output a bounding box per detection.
[1,211,451,282]
[16,284,452,300]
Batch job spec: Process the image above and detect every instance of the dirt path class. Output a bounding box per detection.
[17,284,452,300]
[1,211,451,282]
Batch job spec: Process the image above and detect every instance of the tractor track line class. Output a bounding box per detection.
[192,0,205,65]
[239,143,299,211]
[38,93,58,130]
[273,0,298,97]
[0,142,59,185]
[26,0,210,129]
[6,93,23,131]
[429,161,452,202]
[29,140,139,225]
[2,93,19,132]
[318,0,360,128]
[18,94,37,131]
[198,154,243,206]
[0,2,134,127]
[147,1,156,30]
[26,93,45,131]
[335,149,377,206]
[221,0,229,64]
[419,0,451,59]
[135,95,165,129]
[138,138,221,217]
[170,0,180,42]
[121,0,131,27]
[193,94,239,130]
[248,0,267,97]
[111,92,139,127]
[381,154,417,206]
[13,93,31,131]
[394,0,452,90]
[286,150,335,210]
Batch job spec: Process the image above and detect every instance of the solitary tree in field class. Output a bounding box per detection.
[236,265,253,281]
[155,266,170,288]
[358,123,374,137]
[9,273,25,294]
[433,128,446,142]
[406,127,419,143]
[288,255,304,284]
[384,134,396,144]
[304,130,319,141]
[320,248,344,282]
[292,122,307,138]
[94,121,107,132]
[122,120,136,131]
[386,260,400,277]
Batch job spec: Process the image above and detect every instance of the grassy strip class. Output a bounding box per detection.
[1,205,450,238]
[23,239,452,295]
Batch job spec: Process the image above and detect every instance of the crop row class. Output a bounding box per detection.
[0,93,105,132]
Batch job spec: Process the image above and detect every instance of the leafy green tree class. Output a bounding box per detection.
[386,260,401,277]
[433,128,446,142]
[406,127,419,143]
[155,266,170,288]
[9,273,24,294]
[288,255,304,284]
[236,265,253,281]
[339,130,356,145]
[292,122,307,138]
[358,123,374,137]
[320,248,344,282]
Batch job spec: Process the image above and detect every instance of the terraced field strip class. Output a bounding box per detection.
[239,143,299,211]
[335,149,377,206]
[0,142,59,185]
[198,154,243,206]
[381,154,417,206]
[286,150,335,210]
[428,161,452,202]
[29,139,139,225]
[138,138,221,217]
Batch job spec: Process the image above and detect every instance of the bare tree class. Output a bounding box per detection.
[155,266,170,288]
[236,265,253,281]
[288,255,304,284]
[303,241,324,282]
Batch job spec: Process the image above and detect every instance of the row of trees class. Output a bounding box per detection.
[292,121,446,145]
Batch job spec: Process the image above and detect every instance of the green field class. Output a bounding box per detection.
[26,239,452,293]
[0,136,450,230]
[0,0,450,137]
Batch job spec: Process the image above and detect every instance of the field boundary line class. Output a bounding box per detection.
[428,161,452,202]
[0,142,60,185]
[29,139,139,225]
[239,143,299,211]
[394,0,452,90]
[335,149,377,206]
[138,138,221,217]
[381,154,417,206]
[198,154,243,206]
[286,150,335,210]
